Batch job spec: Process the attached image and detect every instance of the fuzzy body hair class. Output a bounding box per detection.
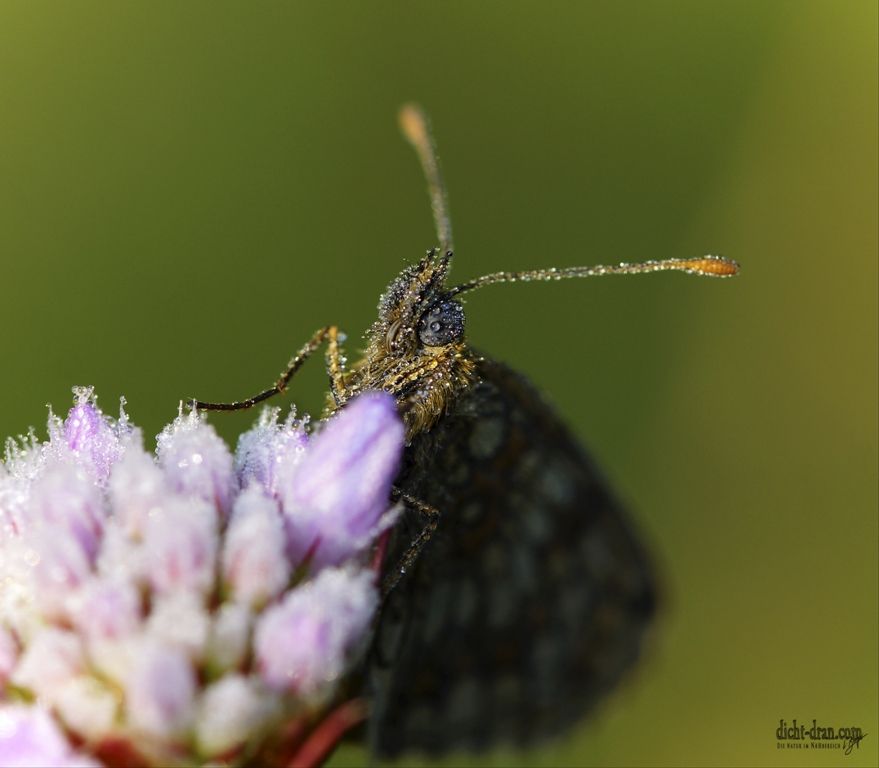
[327,249,478,438]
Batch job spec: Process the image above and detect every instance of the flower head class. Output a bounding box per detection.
[0,388,404,766]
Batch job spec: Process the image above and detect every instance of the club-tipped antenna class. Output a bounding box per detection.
[448,255,739,296]
[399,103,454,254]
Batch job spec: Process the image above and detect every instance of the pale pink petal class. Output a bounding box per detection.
[0,705,100,767]
[143,498,218,596]
[124,641,195,739]
[254,567,377,696]
[11,628,84,704]
[195,675,278,756]
[156,413,236,518]
[235,408,308,496]
[223,487,290,606]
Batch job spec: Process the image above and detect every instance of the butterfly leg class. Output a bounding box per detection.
[324,324,348,406]
[380,490,440,599]
[190,325,347,411]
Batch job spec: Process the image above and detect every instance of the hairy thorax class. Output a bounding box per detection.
[331,340,478,439]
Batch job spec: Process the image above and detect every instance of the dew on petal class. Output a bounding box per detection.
[59,388,126,483]
[156,413,236,519]
[235,407,308,496]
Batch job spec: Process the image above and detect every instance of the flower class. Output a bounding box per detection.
[0,705,99,767]
[254,566,378,696]
[235,407,308,497]
[0,388,403,766]
[222,486,291,607]
[281,392,404,570]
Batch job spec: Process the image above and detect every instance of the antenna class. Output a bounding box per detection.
[449,255,740,296]
[399,103,454,254]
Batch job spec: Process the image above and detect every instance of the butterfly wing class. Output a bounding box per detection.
[367,359,658,757]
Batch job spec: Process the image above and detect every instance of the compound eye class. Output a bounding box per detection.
[417,299,465,346]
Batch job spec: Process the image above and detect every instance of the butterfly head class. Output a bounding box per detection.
[352,248,475,438]
[370,248,466,357]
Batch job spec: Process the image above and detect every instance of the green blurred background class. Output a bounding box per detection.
[0,2,875,766]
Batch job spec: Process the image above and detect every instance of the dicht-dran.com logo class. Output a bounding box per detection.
[776,719,866,755]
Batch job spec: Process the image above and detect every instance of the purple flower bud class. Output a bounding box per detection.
[254,567,377,696]
[156,413,236,518]
[223,487,290,607]
[30,532,93,620]
[28,462,105,563]
[107,446,170,539]
[281,392,404,569]
[143,498,218,596]
[70,577,144,681]
[70,578,141,644]
[195,675,277,757]
[0,706,100,768]
[124,640,196,739]
[58,387,125,483]
[235,408,308,496]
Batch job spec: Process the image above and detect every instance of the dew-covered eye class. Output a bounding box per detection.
[417,299,465,346]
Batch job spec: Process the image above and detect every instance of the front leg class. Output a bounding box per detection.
[380,490,440,599]
[191,325,342,412]
[324,325,348,406]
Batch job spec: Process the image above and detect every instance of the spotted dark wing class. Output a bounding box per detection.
[367,358,658,757]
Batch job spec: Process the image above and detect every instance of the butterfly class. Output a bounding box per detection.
[192,104,738,759]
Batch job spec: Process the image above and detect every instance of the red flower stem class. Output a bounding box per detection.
[287,698,369,768]
[371,528,391,576]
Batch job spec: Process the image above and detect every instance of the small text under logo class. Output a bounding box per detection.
[776,718,866,756]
